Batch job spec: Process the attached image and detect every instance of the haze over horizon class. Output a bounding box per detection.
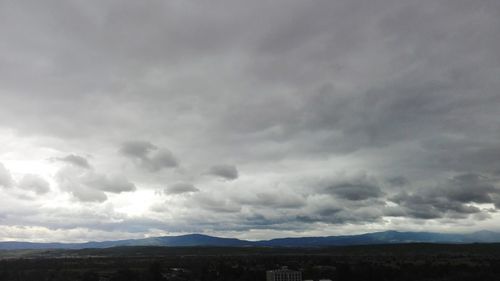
[1,0,500,243]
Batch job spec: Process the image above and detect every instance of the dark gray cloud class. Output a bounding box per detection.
[447,173,497,204]
[208,164,239,180]
[120,141,178,172]
[296,208,384,225]
[325,183,383,201]
[390,192,482,219]
[316,174,385,201]
[423,139,500,175]
[390,173,499,219]
[120,141,157,159]
[387,176,409,187]
[164,182,199,194]
[235,192,306,209]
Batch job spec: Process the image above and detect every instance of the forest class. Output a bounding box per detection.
[1,244,500,281]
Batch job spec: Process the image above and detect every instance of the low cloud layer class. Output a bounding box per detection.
[0,0,499,242]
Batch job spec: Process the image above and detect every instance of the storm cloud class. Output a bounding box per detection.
[389,173,500,220]
[0,0,499,241]
[325,183,384,201]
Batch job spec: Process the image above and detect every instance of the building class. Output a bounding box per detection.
[266,267,302,281]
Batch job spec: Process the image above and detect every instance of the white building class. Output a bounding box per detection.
[266,267,302,281]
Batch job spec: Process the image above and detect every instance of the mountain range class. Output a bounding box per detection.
[1,230,500,250]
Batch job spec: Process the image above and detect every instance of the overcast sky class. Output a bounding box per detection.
[1,0,500,242]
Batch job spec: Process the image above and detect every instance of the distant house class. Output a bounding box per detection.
[266,266,302,281]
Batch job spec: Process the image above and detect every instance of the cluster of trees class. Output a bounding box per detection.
[1,248,500,281]
[82,263,166,281]
[0,261,167,281]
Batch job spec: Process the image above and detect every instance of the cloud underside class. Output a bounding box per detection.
[0,0,499,240]
[164,182,199,194]
[208,165,239,180]
[56,162,136,202]
[120,141,178,172]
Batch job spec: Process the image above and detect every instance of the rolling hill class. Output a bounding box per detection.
[1,230,500,250]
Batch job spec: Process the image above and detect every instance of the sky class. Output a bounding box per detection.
[0,0,500,242]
